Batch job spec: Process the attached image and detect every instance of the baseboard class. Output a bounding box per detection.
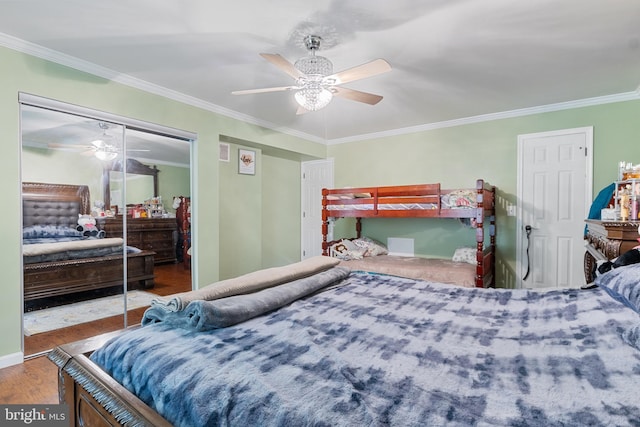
[0,351,24,369]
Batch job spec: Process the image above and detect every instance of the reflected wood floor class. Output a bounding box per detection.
[0,263,191,405]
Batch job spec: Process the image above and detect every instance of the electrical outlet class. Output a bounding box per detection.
[507,205,517,217]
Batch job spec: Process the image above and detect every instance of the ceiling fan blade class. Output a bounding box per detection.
[332,87,384,105]
[259,53,305,80]
[328,59,391,85]
[48,143,92,150]
[232,85,297,95]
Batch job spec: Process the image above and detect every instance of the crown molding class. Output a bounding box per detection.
[326,91,640,145]
[3,32,638,147]
[0,32,325,145]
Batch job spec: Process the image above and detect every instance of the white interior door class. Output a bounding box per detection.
[301,159,334,259]
[517,127,593,289]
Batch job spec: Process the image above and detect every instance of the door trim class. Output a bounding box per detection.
[300,158,334,259]
[515,126,593,288]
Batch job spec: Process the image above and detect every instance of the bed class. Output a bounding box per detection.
[333,253,479,287]
[22,182,155,303]
[322,178,496,287]
[48,257,640,427]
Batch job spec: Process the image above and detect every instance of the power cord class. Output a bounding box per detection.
[522,225,532,281]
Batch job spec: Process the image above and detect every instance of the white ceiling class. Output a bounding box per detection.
[20,104,192,167]
[3,0,640,144]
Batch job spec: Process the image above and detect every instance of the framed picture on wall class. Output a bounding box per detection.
[238,149,256,175]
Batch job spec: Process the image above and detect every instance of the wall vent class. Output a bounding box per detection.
[387,237,414,256]
[219,142,230,162]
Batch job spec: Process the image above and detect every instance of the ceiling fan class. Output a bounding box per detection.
[232,35,392,114]
[49,122,148,161]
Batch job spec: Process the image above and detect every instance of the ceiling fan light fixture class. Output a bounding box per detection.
[295,86,333,111]
[294,44,333,111]
[232,34,390,113]
[294,55,333,76]
[95,149,118,161]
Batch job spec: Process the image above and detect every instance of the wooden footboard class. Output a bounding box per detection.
[478,247,495,288]
[48,329,171,427]
[24,251,155,302]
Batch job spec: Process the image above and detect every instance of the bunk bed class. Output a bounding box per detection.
[322,178,496,287]
[22,182,155,304]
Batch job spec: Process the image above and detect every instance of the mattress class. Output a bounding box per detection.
[326,202,438,211]
[325,189,478,212]
[339,254,476,287]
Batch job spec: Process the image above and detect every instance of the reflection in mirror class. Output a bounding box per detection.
[20,106,130,356]
[20,102,193,358]
[103,158,159,211]
[109,172,153,210]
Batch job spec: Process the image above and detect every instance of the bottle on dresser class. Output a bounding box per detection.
[620,187,629,221]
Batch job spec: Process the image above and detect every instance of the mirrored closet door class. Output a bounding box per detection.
[20,100,193,357]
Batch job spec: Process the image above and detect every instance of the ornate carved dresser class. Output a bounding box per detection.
[103,217,177,264]
[584,219,640,282]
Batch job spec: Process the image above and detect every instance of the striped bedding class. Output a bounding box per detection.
[91,270,640,427]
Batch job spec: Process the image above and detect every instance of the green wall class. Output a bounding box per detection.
[0,45,324,365]
[157,164,191,214]
[2,41,639,365]
[22,146,190,214]
[328,99,640,288]
[219,143,263,279]
[21,146,104,205]
[261,153,301,267]
[218,142,302,280]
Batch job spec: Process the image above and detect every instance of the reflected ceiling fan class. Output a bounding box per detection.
[232,35,392,114]
[49,122,148,161]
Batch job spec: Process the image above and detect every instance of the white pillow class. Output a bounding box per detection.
[452,247,477,264]
[353,236,388,257]
[330,239,366,260]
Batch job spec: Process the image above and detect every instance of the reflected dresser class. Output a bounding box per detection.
[103,217,177,264]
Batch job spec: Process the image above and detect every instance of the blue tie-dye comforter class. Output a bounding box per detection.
[91,272,640,427]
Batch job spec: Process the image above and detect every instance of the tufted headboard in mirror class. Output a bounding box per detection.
[22,182,91,228]
[22,181,156,302]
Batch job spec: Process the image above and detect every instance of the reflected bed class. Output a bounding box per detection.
[22,182,154,303]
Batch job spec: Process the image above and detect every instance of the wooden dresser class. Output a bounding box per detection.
[103,217,177,264]
[584,219,640,282]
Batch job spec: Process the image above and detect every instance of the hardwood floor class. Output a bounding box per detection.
[0,263,191,405]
